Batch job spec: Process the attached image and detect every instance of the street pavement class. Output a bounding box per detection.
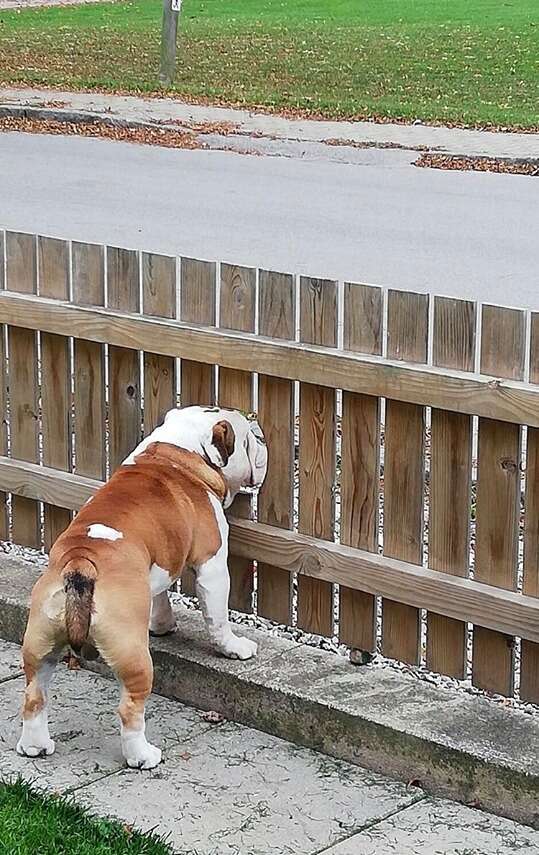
[1,130,538,309]
[1,640,538,854]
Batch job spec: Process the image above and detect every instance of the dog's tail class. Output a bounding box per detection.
[62,558,97,654]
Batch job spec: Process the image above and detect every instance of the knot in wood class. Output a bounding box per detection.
[301,552,322,576]
[500,457,517,473]
[126,384,136,399]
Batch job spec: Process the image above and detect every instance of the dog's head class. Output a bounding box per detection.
[161,406,268,508]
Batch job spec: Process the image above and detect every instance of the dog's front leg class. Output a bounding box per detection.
[196,495,257,660]
[149,591,176,636]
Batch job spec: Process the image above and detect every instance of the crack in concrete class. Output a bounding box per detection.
[310,793,428,855]
[0,670,23,685]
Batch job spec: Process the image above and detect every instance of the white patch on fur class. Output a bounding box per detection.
[149,563,172,597]
[87,524,123,541]
[195,493,257,660]
[121,719,161,770]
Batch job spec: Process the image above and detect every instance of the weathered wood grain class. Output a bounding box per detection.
[219,264,256,613]
[257,270,295,625]
[382,291,428,664]
[472,305,524,696]
[0,232,6,539]
[72,243,106,480]
[2,455,539,646]
[107,247,141,471]
[180,258,216,407]
[1,293,539,427]
[142,252,177,434]
[5,232,40,547]
[340,283,382,650]
[521,322,539,703]
[427,297,475,679]
[298,277,336,636]
[38,236,72,549]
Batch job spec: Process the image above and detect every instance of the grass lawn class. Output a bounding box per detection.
[0,0,538,128]
[0,778,172,854]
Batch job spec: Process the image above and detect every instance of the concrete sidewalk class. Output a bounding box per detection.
[1,640,537,855]
[1,86,538,162]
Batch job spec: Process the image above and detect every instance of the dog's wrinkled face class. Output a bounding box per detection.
[162,406,268,507]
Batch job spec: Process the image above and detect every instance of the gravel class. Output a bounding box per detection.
[2,536,536,720]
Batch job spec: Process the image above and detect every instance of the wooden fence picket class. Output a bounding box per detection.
[382,290,428,664]
[257,270,295,625]
[219,264,256,613]
[72,242,106,481]
[339,283,382,651]
[427,297,475,678]
[520,312,539,703]
[107,247,141,471]
[142,252,177,435]
[6,232,40,548]
[472,305,525,696]
[0,232,7,540]
[297,277,337,636]
[38,236,72,550]
[180,258,216,407]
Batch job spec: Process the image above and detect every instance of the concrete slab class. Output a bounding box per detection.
[0,554,537,828]
[0,638,23,681]
[0,646,211,792]
[324,798,539,854]
[75,721,421,855]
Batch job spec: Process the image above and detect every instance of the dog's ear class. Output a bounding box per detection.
[203,420,235,467]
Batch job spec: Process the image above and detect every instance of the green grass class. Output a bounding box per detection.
[0,0,538,127]
[0,778,173,854]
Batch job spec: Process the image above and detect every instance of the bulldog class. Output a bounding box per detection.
[17,406,267,770]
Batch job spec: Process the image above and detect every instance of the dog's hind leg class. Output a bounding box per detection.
[114,645,161,769]
[94,586,161,770]
[17,576,64,758]
[17,630,59,758]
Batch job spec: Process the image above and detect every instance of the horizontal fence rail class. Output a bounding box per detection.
[1,230,538,704]
[0,291,538,427]
[0,456,537,644]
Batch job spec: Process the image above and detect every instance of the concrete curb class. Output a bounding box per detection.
[1,100,538,165]
[0,554,537,829]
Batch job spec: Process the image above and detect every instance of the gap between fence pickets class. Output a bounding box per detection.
[0,455,538,645]
[0,290,538,428]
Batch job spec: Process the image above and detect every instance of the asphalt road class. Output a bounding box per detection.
[1,132,537,309]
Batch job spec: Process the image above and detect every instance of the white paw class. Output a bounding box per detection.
[16,736,55,757]
[221,634,258,660]
[124,741,162,770]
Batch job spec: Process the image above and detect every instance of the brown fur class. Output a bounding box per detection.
[21,443,227,724]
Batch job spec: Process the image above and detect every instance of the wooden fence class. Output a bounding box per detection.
[0,230,538,703]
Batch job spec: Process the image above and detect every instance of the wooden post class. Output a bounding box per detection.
[160,0,180,87]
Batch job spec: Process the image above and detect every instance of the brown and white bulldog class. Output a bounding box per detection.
[17,406,267,770]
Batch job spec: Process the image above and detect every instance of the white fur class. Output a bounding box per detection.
[121,718,161,770]
[195,493,257,660]
[123,405,267,510]
[17,658,56,757]
[149,564,172,597]
[150,591,176,635]
[87,524,123,541]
